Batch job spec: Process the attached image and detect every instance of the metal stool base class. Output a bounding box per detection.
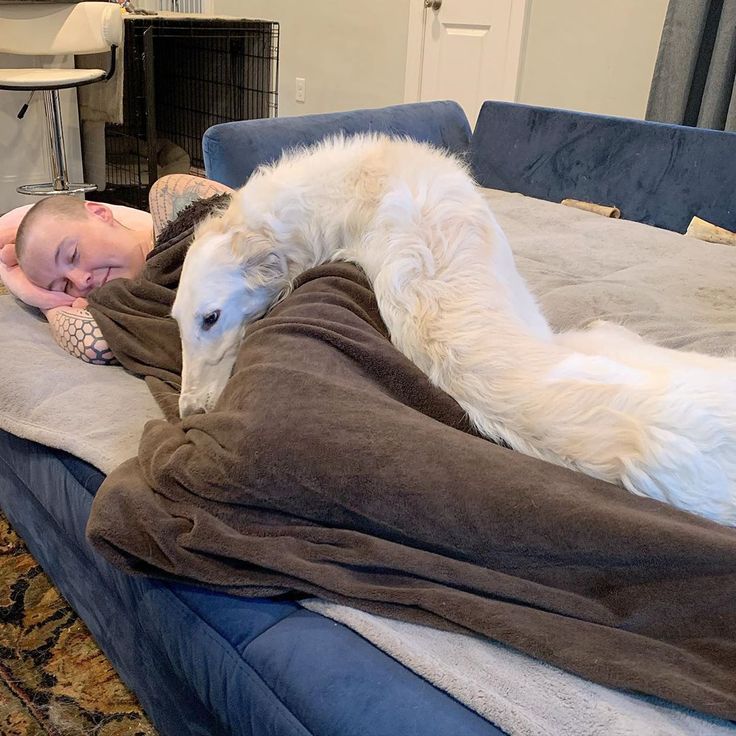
[17,90,98,198]
[17,182,97,196]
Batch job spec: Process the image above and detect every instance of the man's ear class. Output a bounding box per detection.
[84,201,114,224]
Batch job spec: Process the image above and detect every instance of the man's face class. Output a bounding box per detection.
[21,202,145,297]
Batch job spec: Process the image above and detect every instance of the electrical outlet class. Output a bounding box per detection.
[295,77,306,103]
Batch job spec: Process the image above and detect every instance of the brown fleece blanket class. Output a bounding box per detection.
[86,202,736,721]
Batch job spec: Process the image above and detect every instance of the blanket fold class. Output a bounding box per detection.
[86,254,736,720]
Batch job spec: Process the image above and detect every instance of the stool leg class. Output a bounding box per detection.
[44,89,69,191]
[17,89,97,197]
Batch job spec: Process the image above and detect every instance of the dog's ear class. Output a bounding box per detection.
[243,250,286,288]
[228,228,286,287]
[244,253,286,286]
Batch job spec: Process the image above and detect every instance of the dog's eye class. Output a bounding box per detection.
[201,309,221,331]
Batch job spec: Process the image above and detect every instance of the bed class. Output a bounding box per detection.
[1,100,735,736]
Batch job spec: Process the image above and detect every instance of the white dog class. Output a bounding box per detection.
[172,134,736,526]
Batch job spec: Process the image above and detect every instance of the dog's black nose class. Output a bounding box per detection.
[179,398,207,418]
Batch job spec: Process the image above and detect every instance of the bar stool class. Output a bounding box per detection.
[0,3,123,196]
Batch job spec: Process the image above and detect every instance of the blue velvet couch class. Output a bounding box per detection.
[1,99,735,736]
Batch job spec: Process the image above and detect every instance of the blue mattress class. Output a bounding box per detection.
[0,429,505,736]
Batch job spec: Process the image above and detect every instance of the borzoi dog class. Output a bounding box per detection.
[171,134,736,526]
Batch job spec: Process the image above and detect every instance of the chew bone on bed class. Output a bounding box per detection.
[686,216,736,246]
[561,199,621,219]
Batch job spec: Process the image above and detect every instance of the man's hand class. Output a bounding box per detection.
[0,205,73,310]
[0,204,33,260]
[0,261,75,310]
[0,230,18,266]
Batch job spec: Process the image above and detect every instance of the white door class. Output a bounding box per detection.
[406,0,527,127]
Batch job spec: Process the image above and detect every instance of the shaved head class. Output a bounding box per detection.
[15,197,86,267]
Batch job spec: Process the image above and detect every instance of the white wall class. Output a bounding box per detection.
[214,0,412,118]
[214,0,667,122]
[517,0,669,119]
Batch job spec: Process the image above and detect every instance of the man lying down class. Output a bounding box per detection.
[2,165,736,724]
[0,174,231,364]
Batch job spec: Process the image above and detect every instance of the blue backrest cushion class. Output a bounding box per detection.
[203,100,471,189]
[470,101,736,233]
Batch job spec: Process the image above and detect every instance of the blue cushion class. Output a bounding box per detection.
[243,609,499,736]
[203,100,472,188]
[470,101,736,233]
[0,440,227,736]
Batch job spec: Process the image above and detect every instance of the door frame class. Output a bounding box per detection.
[403,0,531,107]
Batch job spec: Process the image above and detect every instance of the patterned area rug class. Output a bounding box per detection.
[0,513,157,736]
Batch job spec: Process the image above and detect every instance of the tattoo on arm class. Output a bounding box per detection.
[149,174,233,238]
[47,307,117,365]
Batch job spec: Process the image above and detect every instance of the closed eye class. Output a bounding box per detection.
[201,309,221,331]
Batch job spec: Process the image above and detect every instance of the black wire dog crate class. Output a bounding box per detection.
[93,16,279,210]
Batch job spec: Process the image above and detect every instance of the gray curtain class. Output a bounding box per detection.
[646,0,736,131]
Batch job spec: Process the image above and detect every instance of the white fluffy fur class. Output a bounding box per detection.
[171,134,736,526]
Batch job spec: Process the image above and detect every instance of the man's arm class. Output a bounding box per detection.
[0,261,76,310]
[44,304,117,365]
[149,174,233,237]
